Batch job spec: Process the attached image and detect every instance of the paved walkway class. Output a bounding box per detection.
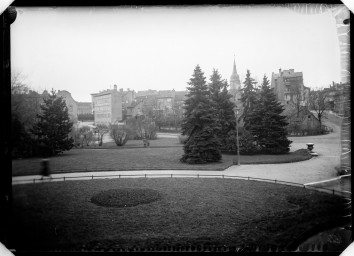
[13,121,348,192]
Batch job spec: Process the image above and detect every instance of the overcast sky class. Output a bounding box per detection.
[11,5,341,103]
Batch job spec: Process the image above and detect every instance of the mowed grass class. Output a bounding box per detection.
[12,137,310,176]
[12,147,235,176]
[233,149,312,164]
[10,178,348,251]
[87,137,182,148]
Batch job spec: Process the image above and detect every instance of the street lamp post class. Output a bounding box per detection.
[234,107,240,166]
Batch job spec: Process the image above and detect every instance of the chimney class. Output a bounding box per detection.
[114,84,117,91]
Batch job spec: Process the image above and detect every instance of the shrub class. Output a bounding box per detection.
[11,116,35,158]
[221,129,260,155]
[335,165,351,176]
[125,117,158,140]
[239,130,261,155]
[109,124,129,146]
[178,135,188,144]
[180,127,222,164]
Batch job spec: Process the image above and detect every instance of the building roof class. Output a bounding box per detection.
[157,90,175,98]
[174,91,188,101]
[135,90,158,98]
[91,88,120,97]
[129,98,144,108]
[272,69,303,79]
[143,95,157,106]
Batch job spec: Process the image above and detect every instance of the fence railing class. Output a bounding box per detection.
[13,173,351,198]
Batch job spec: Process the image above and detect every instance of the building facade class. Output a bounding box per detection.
[156,90,175,112]
[57,90,78,121]
[323,82,350,115]
[57,90,92,121]
[91,85,123,125]
[77,102,92,115]
[271,68,309,106]
[285,105,322,136]
[121,88,136,110]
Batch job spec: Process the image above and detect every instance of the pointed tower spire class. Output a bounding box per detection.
[230,55,241,92]
[233,55,237,74]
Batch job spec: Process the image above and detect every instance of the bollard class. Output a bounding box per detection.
[171,174,173,178]
[248,177,250,180]
[119,174,120,178]
[64,177,65,181]
[333,189,335,195]
[197,174,199,178]
[222,175,224,179]
[275,179,277,184]
[145,174,147,178]
[92,175,93,180]
[33,179,35,184]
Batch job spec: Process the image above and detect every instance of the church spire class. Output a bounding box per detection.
[230,55,241,92]
[233,56,237,74]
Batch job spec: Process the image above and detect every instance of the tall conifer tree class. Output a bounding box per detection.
[248,75,292,154]
[181,65,221,163]
[240,70,258,130]
[31,89,74,156]
[208,69,235,149]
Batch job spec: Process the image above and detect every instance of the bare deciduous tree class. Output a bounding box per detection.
[79,126,94,146]
[95,124,109,146]
[309,88,331,127]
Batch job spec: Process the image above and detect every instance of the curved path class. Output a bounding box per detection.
[13,121,347,191]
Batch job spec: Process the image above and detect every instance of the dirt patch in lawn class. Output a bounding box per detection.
[91,188,162,208]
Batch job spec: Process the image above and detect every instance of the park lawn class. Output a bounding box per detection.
[10,178,349,251]
[88,137,182,148]
[233,149,312,164]
[12,136,311,176]
[12,147,235,176]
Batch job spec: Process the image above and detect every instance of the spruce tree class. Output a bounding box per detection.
[208,69,235,150]
[31,89,74,156]
[181,65,221,164]
[240,70,258,130]
[248,75,292,154]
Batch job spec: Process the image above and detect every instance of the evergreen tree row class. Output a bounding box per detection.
[180,65,235,164]
[181,66,292,164]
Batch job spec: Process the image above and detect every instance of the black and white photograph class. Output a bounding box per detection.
[1,2,351,253]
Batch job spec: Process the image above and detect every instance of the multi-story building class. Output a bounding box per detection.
[126,99,144,118]
[91,84,123,125]
[156,90,175,112]
[125,90,188,120]
[135,89,158,98]
[121,88,136,110]
[271,68,309,106]
[77,102,92,115]
[57,90,92,121]
[57,90,79,121]
[332,82,350,115]
[309,81,350,116]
